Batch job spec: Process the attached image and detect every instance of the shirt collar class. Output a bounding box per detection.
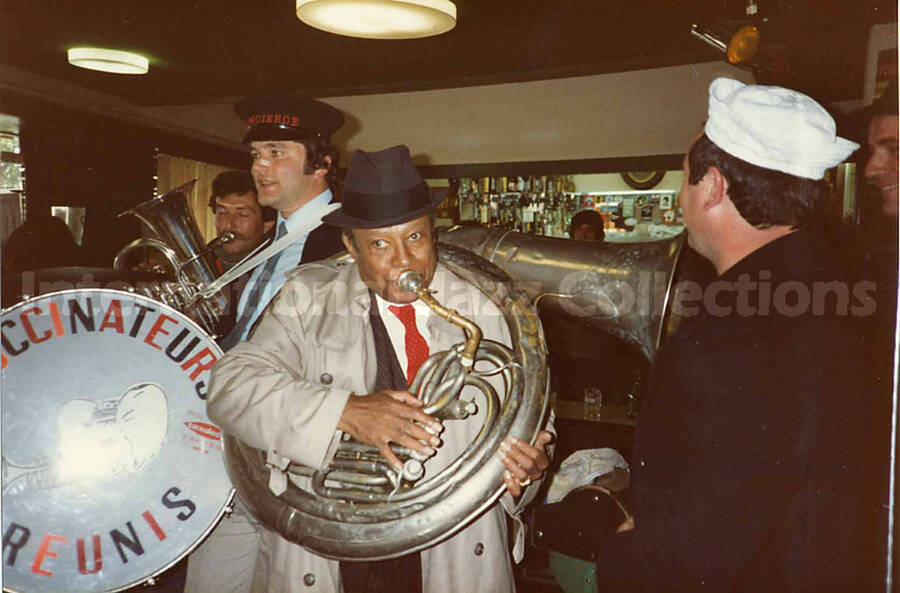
[373,291,433,320]
[278,188,333,232]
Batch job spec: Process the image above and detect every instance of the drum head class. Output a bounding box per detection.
[1,289,233,593]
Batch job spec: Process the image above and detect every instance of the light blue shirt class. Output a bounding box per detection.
[235,188,333,340]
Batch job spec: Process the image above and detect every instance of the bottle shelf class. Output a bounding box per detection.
[433,174,683,240]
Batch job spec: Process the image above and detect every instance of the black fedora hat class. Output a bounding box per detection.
[234,92,344,144]
[323,145,443,229]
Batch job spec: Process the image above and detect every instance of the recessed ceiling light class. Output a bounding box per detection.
[67,47,149,75]
[296,0,457,40]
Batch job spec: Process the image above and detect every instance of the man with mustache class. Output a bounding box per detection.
[205,170,275,339]
[208,170,276,274]
[208,144,553,593]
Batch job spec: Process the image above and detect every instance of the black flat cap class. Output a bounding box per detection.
[322,145,443,229]
[234,92,345,144]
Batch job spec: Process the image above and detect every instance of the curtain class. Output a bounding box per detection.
[155,154,233,242]
[0,193,23,247]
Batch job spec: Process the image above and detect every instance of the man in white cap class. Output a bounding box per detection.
[593,78,873,591]
[208,145,553,593]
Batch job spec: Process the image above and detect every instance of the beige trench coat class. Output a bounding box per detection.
[208,260,549,593]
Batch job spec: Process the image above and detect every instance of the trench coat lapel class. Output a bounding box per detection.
[306,262,379,391]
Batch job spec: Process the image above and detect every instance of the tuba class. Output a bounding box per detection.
[224,243,550,560]
[114,180,233,335]
[439,225,687,361]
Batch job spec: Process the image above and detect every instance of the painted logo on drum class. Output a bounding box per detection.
[1,290,234,593]
[185,421,222,442]
[3,383,169,495]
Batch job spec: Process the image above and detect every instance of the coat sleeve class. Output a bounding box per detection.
[207,282,352,470]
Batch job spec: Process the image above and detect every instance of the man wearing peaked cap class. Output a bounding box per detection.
[593,79,875,591]
[208,145,554,593]
[184,94,347,593]
[219,92,347,350]
[234,93,345,144]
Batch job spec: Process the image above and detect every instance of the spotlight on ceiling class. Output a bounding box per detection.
[67,47,149,75]
[690,21,761,66]
[691,0,763,67]
[296,0,457,40]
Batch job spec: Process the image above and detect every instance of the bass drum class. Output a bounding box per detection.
[1,289,233,593]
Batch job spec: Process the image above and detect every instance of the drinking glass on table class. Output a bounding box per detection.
[583,387,602,421]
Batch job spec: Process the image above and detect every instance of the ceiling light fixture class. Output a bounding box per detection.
[296,0,457,40]
[690,0,763,67]
[67,47,149,75]
[690,22,761,66]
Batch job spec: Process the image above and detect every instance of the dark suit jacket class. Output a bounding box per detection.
[300,221,345,265]
[595,229,874,592]
[212,219,345,339]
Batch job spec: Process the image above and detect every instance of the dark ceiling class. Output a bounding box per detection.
[0,0,895,107]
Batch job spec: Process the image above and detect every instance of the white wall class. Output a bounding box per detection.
[145,61,753,166]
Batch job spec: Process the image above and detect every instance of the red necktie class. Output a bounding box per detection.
[388,304,430,381]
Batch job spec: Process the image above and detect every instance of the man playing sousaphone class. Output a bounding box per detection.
[208,145,554,593]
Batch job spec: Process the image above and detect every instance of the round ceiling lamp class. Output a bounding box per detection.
[67,47,149,75]
[296,0,457,40]
[724,25,760,65]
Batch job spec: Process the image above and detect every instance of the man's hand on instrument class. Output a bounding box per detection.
[498,430,553,497]
[337,390,443,471]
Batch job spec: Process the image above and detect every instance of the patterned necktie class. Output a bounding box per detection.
[388,304,430,381]
[219,221,287,349]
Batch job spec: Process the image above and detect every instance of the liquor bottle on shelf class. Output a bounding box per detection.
[489,192,500,227]
[479,193,490,225]
[457,178,476,222]
[533,199,545,235]
[438,179,461,225]
[519,193,534,233]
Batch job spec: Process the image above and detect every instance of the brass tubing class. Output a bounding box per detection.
[398,270,482,366]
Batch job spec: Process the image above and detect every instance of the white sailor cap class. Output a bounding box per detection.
[704,77,859,180]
